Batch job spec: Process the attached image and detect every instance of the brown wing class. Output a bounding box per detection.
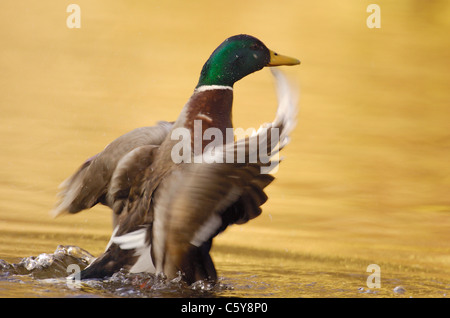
[51,121,172,218]
[78,69,297,282]
[152,69,297,280]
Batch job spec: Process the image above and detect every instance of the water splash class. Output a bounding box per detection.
[0,245,94,279]
[0,245,232,297]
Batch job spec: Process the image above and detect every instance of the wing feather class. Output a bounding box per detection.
[152,69,298,277]
[51,121,172,218]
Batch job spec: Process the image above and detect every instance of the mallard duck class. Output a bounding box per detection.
[53,34,300,284]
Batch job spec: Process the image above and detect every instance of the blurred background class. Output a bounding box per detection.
[0,1,449,297]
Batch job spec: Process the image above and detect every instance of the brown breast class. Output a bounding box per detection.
[185,88,234,153]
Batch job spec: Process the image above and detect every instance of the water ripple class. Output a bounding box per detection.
[0,245,232,297]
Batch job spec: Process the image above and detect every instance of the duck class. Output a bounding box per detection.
[52,34,300,284]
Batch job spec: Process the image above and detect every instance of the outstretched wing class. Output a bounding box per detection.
[153,69,298,280]
[51,121,173,218]
[78,69,297,282]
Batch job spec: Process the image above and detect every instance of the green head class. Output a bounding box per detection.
[196,34,300,88]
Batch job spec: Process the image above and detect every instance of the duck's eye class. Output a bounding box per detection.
[249,43,259,50]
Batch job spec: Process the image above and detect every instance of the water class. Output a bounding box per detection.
[1,245,449,298]
[1,0,450,298]
[0,245,229,298]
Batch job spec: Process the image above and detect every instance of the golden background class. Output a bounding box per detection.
[0,1,449,296]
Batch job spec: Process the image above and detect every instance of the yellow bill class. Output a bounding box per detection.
[267,49,300,66]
